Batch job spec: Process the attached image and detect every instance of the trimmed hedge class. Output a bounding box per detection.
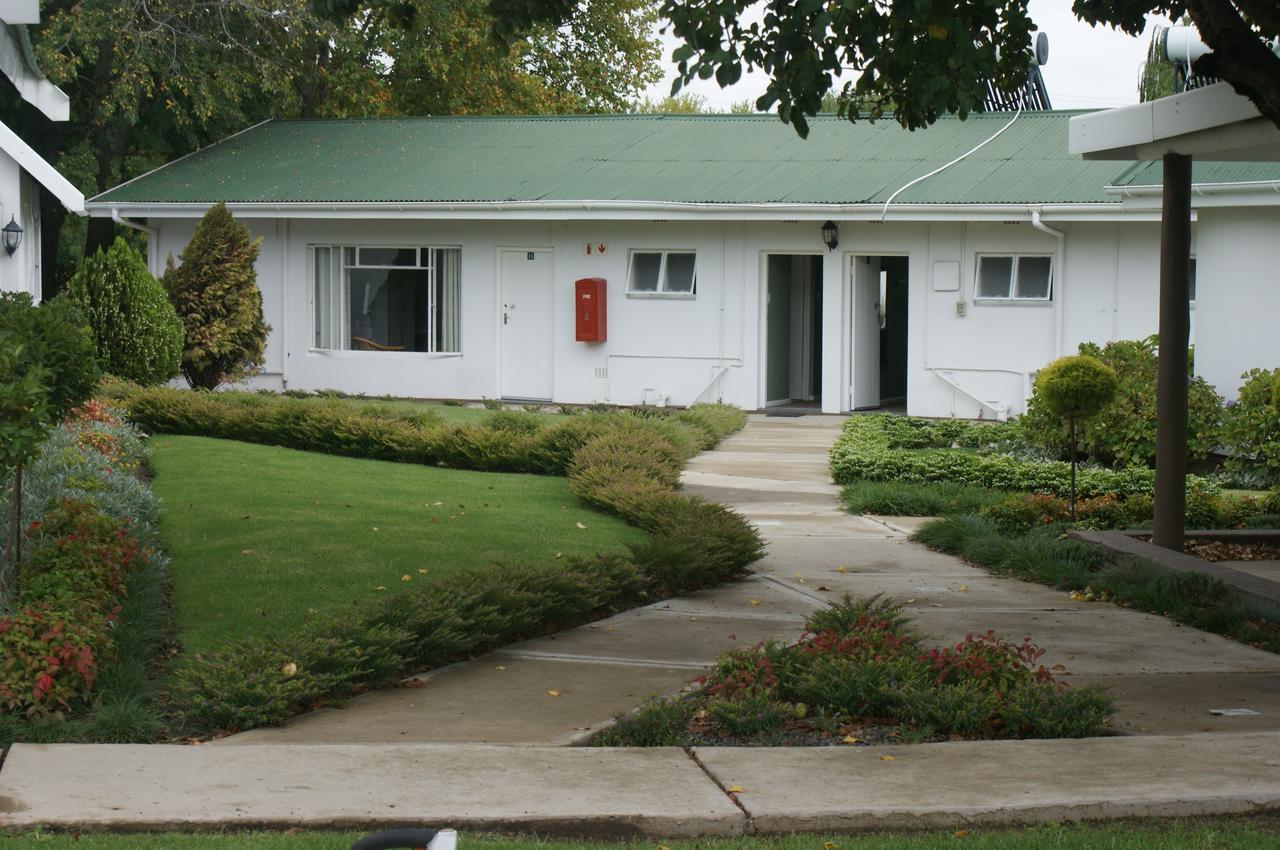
[141,389,760,734]
[830,415,1214,500]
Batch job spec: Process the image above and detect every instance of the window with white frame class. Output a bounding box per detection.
[311,246,462,353]
[627,250,697,296]
[975,254,1053,301]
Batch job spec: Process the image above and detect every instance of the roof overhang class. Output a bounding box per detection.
[0,25,68,121]
[86,199,1161,224]
[0,1,39,25]
[1069,82,1280,162]
[0,119,83,213]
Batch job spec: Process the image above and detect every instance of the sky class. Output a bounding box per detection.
[642,1,1173,112]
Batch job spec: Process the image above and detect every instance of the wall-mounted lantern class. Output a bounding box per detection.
[3,216,22,256]
[821,220,839,252]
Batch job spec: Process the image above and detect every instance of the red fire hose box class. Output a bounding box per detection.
[575,277,606,342]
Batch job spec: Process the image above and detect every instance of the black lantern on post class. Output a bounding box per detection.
[3,216,22,256]
[821,220,839,252]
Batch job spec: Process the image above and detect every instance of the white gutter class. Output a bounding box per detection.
[1030,207,1066,357]
[83,199,1160,224]
[111,209,160,276]
[1106,179,1280,198]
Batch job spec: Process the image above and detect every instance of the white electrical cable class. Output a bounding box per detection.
[879,101,1024,222]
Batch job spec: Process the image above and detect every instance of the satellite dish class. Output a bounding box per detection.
[1034,32,1050,66]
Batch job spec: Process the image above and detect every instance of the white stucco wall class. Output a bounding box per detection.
[0,150,41,299]
[144,213,1189,416]
[1194,206,1280,399]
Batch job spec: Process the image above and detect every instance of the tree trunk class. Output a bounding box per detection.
[1068,416,1077,522]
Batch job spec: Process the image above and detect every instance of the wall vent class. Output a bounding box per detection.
[594,367,608,380]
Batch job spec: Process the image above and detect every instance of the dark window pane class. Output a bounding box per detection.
[1015,256,1052,299]
[358,247,419,267]
[630,252,662,292]
[977,256,1013,298]
[665,253,696,293]
[1189,257,1197,302]
[347,267,430,352]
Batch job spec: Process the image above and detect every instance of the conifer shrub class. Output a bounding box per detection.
[62,238,182,385]
[162,203,270,390]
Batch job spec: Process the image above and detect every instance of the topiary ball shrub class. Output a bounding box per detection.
[1034,355,1119,422]
[62,238,183,386]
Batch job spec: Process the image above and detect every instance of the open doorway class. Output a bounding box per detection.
[850,255,908,410]
[765,254,823,409]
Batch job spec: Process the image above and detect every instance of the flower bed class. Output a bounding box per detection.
[595,596,1114,747]
[0,403,170,745]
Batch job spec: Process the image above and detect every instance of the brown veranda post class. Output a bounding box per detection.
[1152,152,1193,551]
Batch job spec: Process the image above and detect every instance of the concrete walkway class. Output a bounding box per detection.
[6,413,1280,833]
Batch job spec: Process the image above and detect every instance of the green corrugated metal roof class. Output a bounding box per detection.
[1111,159,1280,188]
[91,112,1135,207]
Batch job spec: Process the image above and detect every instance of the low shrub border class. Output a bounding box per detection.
[912,515,1280,654]
[829,415,1216,500]
[123,388,765,735]
[0,403,171,747]
[593,595,1115,747]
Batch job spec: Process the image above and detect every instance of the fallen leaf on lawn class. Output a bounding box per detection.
[556,552,563,559]
[841,735,861,744]
[659,845,671,850]
[433,501,444,506]
[401,575,412,582]
[824,842,839,849]
[727,785,745,794]
[576,521,587,529]
[418,569,430,575]
[879,755,896,761]
[374,586,387,592]
[372,527,380,532]
[429,517,439,524]
[281,662,298,678]
[241,514,251,520]
[547,689,562,697]
[749,599,762,606]
[953,830,970,839]
[240,549,254,556]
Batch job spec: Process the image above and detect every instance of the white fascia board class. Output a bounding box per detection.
[86,200,1158,223]
[1106,179,1280,209]
[0,25,69,121]
[1069,82,1277,161]
[0,1,39,25]
[0,120,84,213]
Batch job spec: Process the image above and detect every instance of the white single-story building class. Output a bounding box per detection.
[85,111,1280,417]
[0,16,85,299]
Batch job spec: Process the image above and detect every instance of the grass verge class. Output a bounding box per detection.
[5,822,1279,849]
[912,515,1280,653]
[148,435,642,653]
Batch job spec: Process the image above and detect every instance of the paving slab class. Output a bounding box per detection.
[1082,672,1280,736]
[648,577,817,621]
[0,744,744,836]
[867,516,937,534]
[907,606,1280,675]
[758,537,978,576]
[750,515,897,538]
[765,572,1089,613]
[500,607,808,665]
[679,471,841,497]
[220,655,699,746]
[692,732,1280,831]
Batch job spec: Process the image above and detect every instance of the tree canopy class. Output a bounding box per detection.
[9,0,661,286]
[488,0,1280,137]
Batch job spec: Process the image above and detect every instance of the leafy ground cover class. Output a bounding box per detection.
[913,516,1280,653]
[594,596,1113,747]
[148,435,644,654]
[7,821,1277,849]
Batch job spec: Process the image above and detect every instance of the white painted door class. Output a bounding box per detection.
[500,249,555,400]
[851,256,881,409]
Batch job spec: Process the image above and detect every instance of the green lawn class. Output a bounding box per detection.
[149,436,642,654]
[5,823,1277,849]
